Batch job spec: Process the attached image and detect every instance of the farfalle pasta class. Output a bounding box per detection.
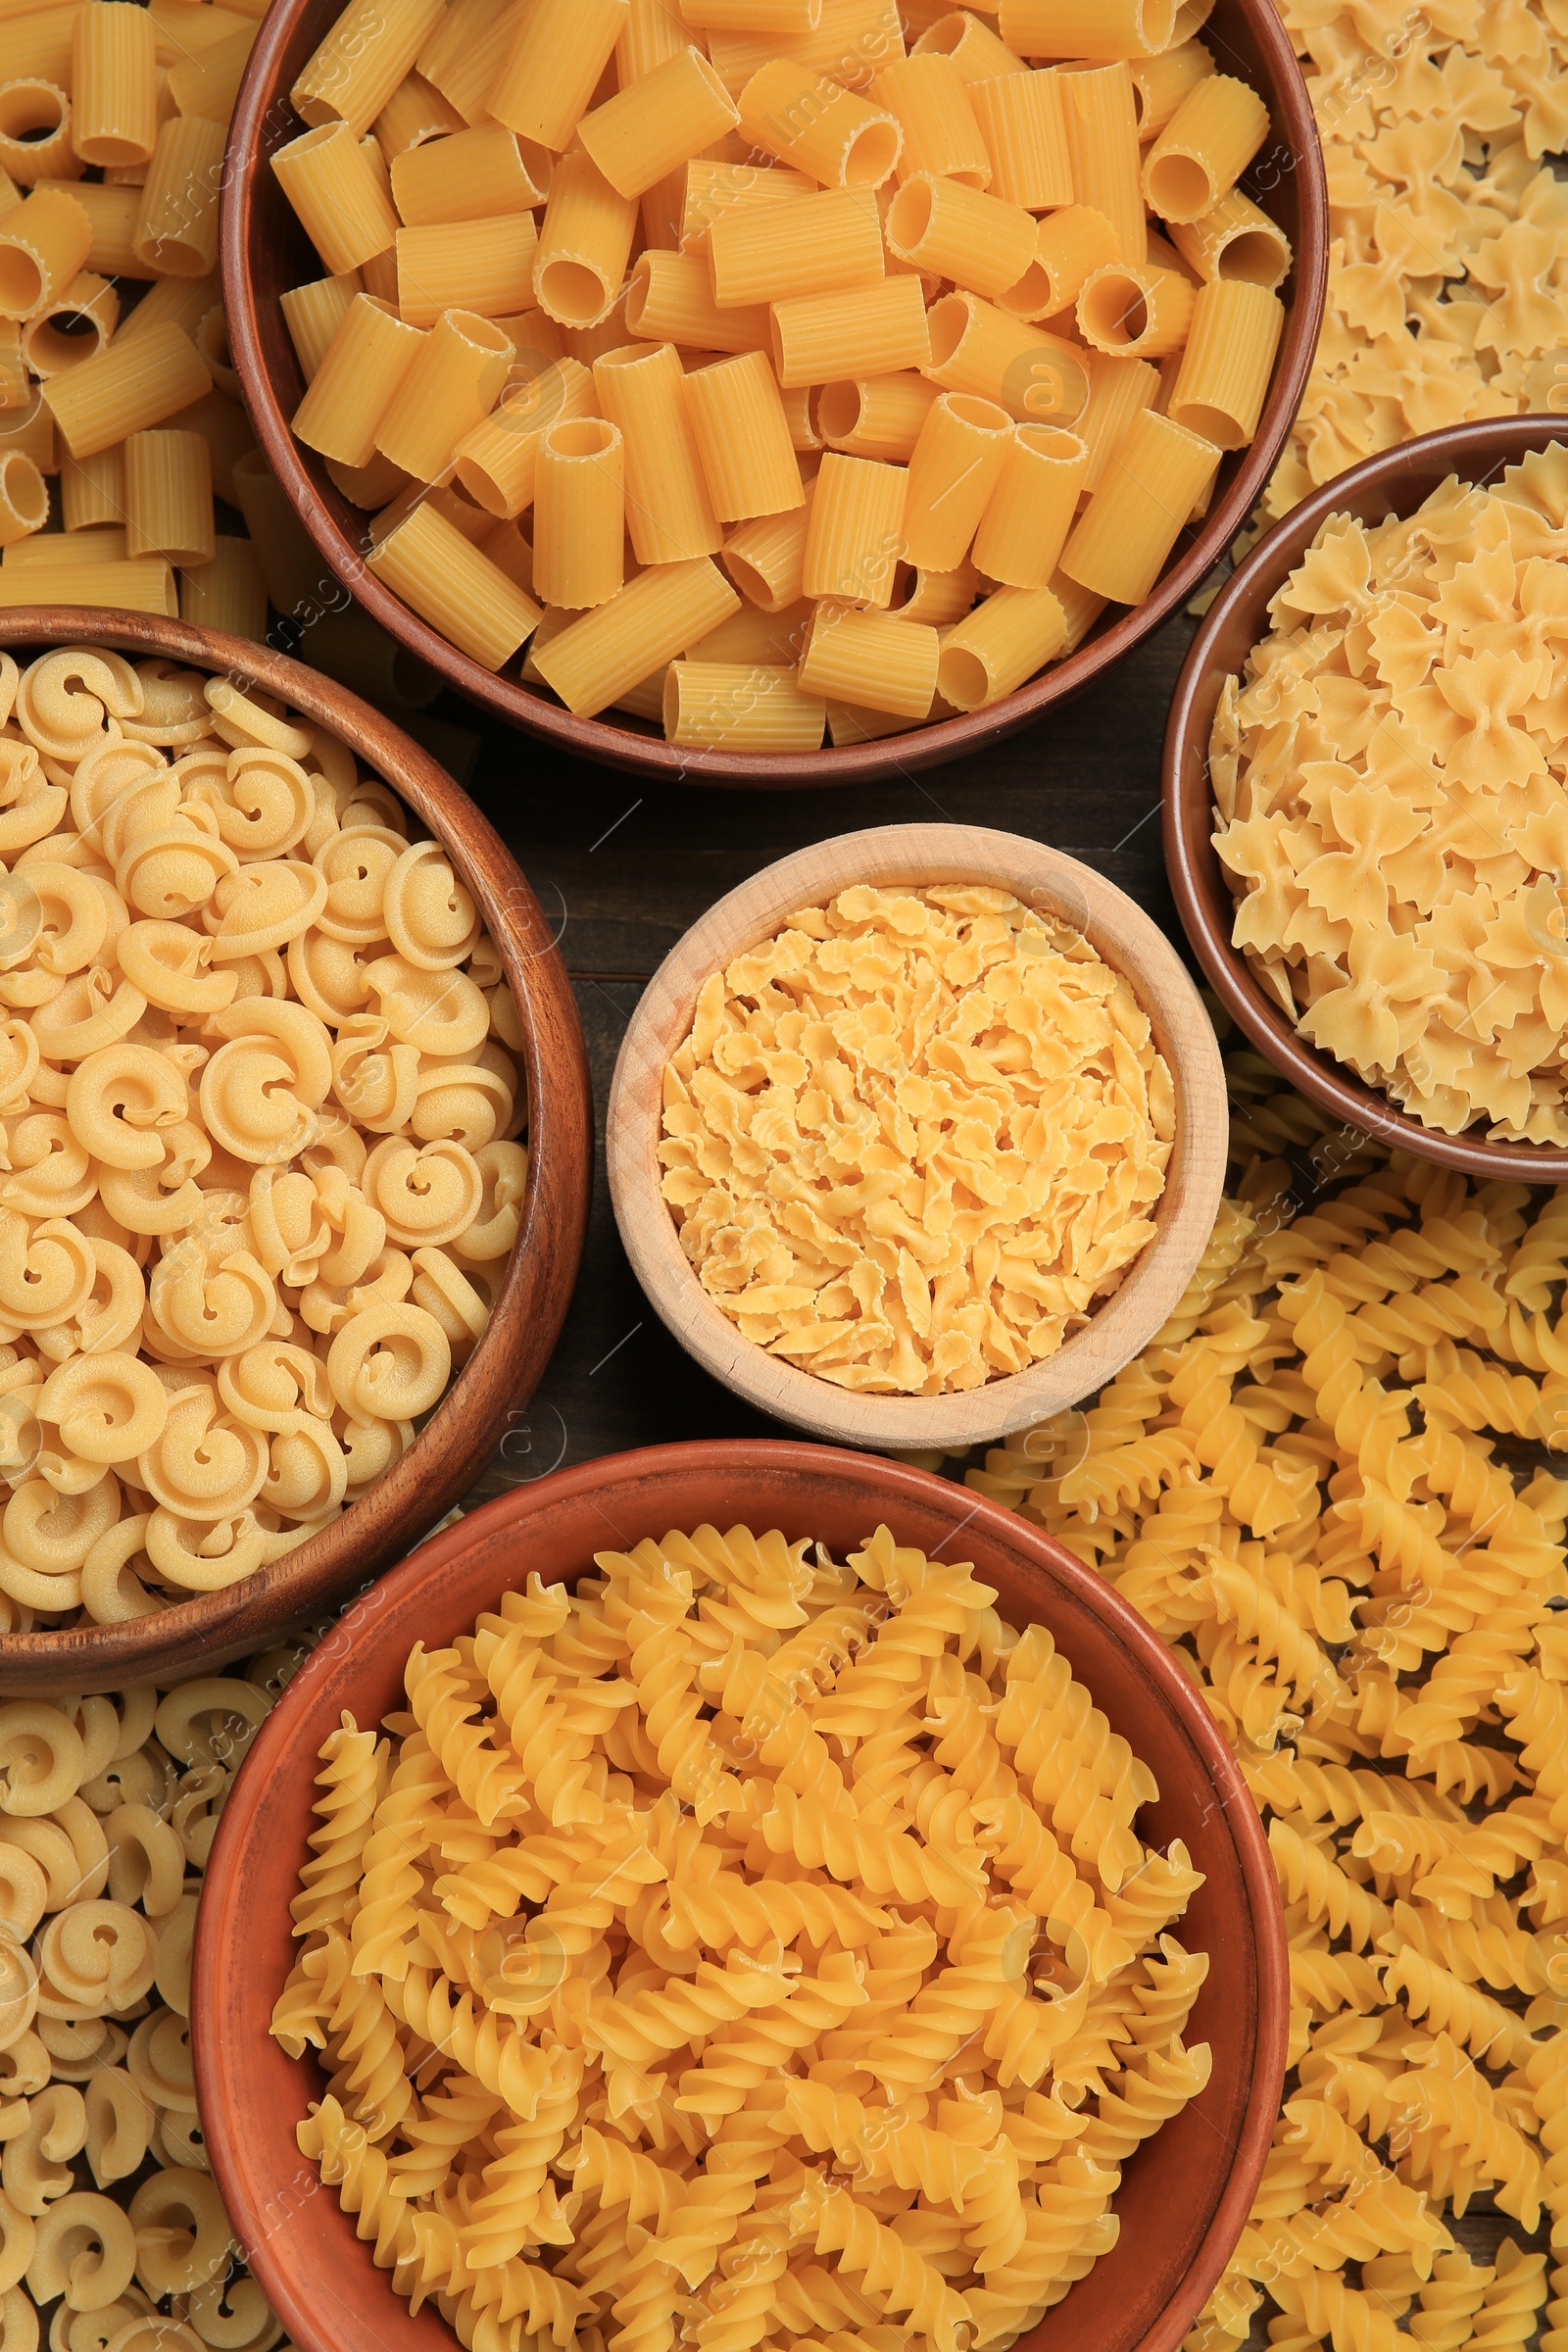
[1211,446,1568,1145]
[660,884,1173,1394]
[271,1523,1209,2352]
[0,641,526,1634]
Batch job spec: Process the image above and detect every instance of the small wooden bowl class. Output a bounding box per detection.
[0,610,594,1692]
[193,1440,1288,2352]
[221,0,1326,788]
[1163,415,1568,1181]
[606,824,1226,1449]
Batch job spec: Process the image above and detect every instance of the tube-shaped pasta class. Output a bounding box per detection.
[72,1,157,168]
[7,518,124,562]
[801,450,905,606]
[720,478,815,608]
[124,428,214,567]
[178,536,268,638]
[1059,405,1216,601]
[29,180,141,282]
[1057,61,1145,264]
[816,368,938,458]
[912,14,1024,82]
[686,596,811,662]
[706,0,905,101]
[869,55,989,184]
[0,447,45,545]
[737,61,903,188]
[395,215,539,328]
[781,382,819,449]
[232,447,322,613]
[624,251,770,355]
[374,308,512,482]
[1131,37,1213,139]
[1167,276,1282,446]
[972,419,1085,584]
[533,151,639,330]
[0,317,20,402]
[771,274,930,386]
[280,270,363,384]
[999,0,1173,55]
[680,159,815,252]
[390,124,547,225]
[61,444,124,530]
[925,290,1087,424]
[798,600,938,716]
[292,295,424,467]
[901,390,1011,571]
[131,118,226,277]
[167,24,260,128]
[1143,72,1268,222]
[891,556,976,620]
[291,0,445,138]
[594,341,721,563]
[531,554,739,713]
[619,0,690,83]
[0,556,176,612]
[683,350,802,520]
[1168,184,1290,290]
[0,185,91,320]
[533,416,624,608]
[663,661,825,749]
[488,0,630,149]
[0,80,74,188]
[0,383,53,466]
[452,356,597,517]
[1001,201,1117,318]
[1076,260,1195,357]
[578,48,739,199]
[937,581,1065,706]
[42,321,212,460]
[884,172,1035,298]
[367,501,543,668]
[710,186,883,306]
[373,71,464,162]
[1076,345,1157,489]
[684,0,820,27]
[271,122,400,275]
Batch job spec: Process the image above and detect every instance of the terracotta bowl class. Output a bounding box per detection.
[193,1440,1288,2352]
[0,610,593,1692]
[607,823,1227,1449]
[221,0,1327,788]
[1163,415,1568,1181]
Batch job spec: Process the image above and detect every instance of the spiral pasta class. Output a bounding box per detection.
[0,643,528,1635]
[272,1522,1206,2351]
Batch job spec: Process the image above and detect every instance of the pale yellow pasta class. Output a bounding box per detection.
[531,553,739,712]
[58,444,122,533]
[487,0,629,149]
[710,185,882,307]
[532,415,624,608]
[663,658,825,747]
[373,307,511,483]
[798,596,937,713]
[593,339,722,564]
[973,419,1086,585]
[0,186,92,323]
[938,579,1066,708]
[871,52,990,182]
[368,500,544,668]
[0,79,73,188]
[0,448,44,547]
[1076,259,1195,358]
[270,121,401,277]
[21,270,118,377]
[738,58,903,186]
[720,485,815,610]
[801,448,905,605]
[373,69,465,161]
[925,289,1087,421]
[123,430,214,569]
[913,11,1026,83]
[902,388,1011,570]
[533,148,639,328]
[816,367,939,457]
[1142,71,1268,223]
[770,272,930,385]
[1167,182,1289,290]
[1004,202,1118,319]
[72,0,157,169]
[679,157,814,252]
[131,119,227,279]
[1075,346,1157,489]
[0,558,177,614]
[1057,60,1146,264]
[1166,277,1282,447]
[1000,0,1173,56]
[886,174,1033,305]
[452,354,597,518]
[682,348,801,521]
[390,122,547,225]
[706,0,903,97]
[620,248,764,354]
[291,0,446,139]
[1129,33,1212,139]
[177,537,269,640]
[292,294,423,468]
[578,46,738,199]
[1059,406,1216,602]
[966,65,1075,207]
[167,22,262,128]
[394,214,538,329]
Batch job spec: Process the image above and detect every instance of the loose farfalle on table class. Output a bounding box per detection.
[0,642,526,1634]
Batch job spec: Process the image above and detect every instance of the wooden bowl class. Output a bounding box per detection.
[193,1440,1288,2352]
[606,824,1226,1448]
[221,0,1327,788]
[1163,415,1568,1181]
[0,610,593,1692]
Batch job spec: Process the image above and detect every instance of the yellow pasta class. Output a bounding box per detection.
[1128,33,1212,139]
[1058,405,1216,602]
[374,307,512,483]
[816,367,939,456]
[177,532,268,637]
[1000,0,1173,55]
[624,247,770,352]
[1057,59,1145,263]
[973,418,1086,585]
[166,20,261,124]
[279,269,365,384]
[798,594,936,711]
[368,498,543,666]
[594,340,721,564]
[42,320,211,461]
[0,184,92,320]
[938,578,1066,706]
[292,294,423,467]
[771,271,930,385]
[679,157,814,251]
[487,0,629,149]
[1142,71,1269,222]
[1166,277,1282,447]
[1167,182,1289,290]
[682,347,802,519]
[71,0,157,169]
[394,214,538,328]
[738,58,903,186]
[452,354,597,518]
[706,0,904,97]
[124,427,214,567]
[6,518,124,562]
[801,447,905,604]
[534,148,639,328]
[271,120,401,276]
[531,553,739,712]
[926,289,1087,421]
[902,388,1012,570]
[291,0,446,139]
[0,442,44,543]
[34,178,142,281]
[663,658,825,746]
[131,117,226,278]
[578,46,738,199]
[1077,259,1195,358]
[0,77,73,186]
[720,481,816,609]
[710,184,883,305]
[1075,345,1157,488]
[532,414,625,608]
[1004,200,1118,318]
[390,122,547,225]
[913,10,1026,83]
[871,52,991,182]
[0,554,176,610]
[885,171,1037,299]
[60,440,123,530]
[373,69,465,161]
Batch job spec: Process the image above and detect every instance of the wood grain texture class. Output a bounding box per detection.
[192,1444,1288,2352]
[605,824,1227,1448]
[220,0,1327,788]
[1163,416,1568,1184]
[0,611,594,1693]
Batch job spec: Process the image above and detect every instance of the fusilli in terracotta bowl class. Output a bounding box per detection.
[1164,415,1568,1181]
[193,1442,1287,2352]
[0,610,593,1692]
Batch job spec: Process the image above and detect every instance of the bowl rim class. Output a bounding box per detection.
[220,0,1328,788]
[1161,414,1568,1182]
[192,1437,1290,2352]
[0,608,594,1691]
[605,822,1228,1447]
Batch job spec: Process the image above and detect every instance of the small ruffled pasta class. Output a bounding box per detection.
[272,1526,1206,2351]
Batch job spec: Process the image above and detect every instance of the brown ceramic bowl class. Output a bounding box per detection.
[1163,415,1568,1180]
[0,610,593,1692]
[193,1442,1288,2352]
[221,3,1327,788]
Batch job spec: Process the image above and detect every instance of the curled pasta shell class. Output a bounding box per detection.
[0,1117,96,1220]
[122,659,211,749]
[4,1479,121,1589]
[35,1904,156,2018]
[148,1240,277,1360]
[51,1238,147,1359]
[37,1354,169,1467]
[125,2168,233,2297]
[69,741,171,858]
[285,929,377,1024]
[410,1246,490,1356]
[338,1410,412,1493]
[143,1508,270,1593]
[197,1040,317,1166]
[31,968,147,1062]
[410,1061,509,1152]
[203,681,312,760]
[206,861,327,961]
[217,1341,333,1431]
[126,2009,195,2112]
[183,748,314,864]
[116,826,237,923]
[116,923,237,1017]
[3,2082,84,2212]
[67,1048,187,1172]
[97,1151,204,1240]
[104,1805,183,1919]
[101,2315,207,2352]
[312,826,403,946]
[154,1891,197,2018]
[0,1944,39,2052]
[382,839,480,972]
[181,2274,281,2352]
[157,1676,271,1770]
[78,1515,162,1627]
[0,1844,46,1940]
[0,1218,97,1332]
[326,1302,451,1420]
[0,868,42,973]
[25,863,108,977]
[329,1014,419,1134]
[452,1140,528,1263]
[138,1386,269,1519]
[15,651,140,763]
[264,1413,346,1520]
[24,2188,137,2312]
[0,764,68,860]
[207,998,330,1105]
[0,1701,83,1815]
[365,954,489,1057]
[363,1136,482,1248]
[0,1020,39,1112]
[84,2066,149,2187]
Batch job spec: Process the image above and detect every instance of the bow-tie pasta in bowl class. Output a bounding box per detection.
[0,619,590,1690]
